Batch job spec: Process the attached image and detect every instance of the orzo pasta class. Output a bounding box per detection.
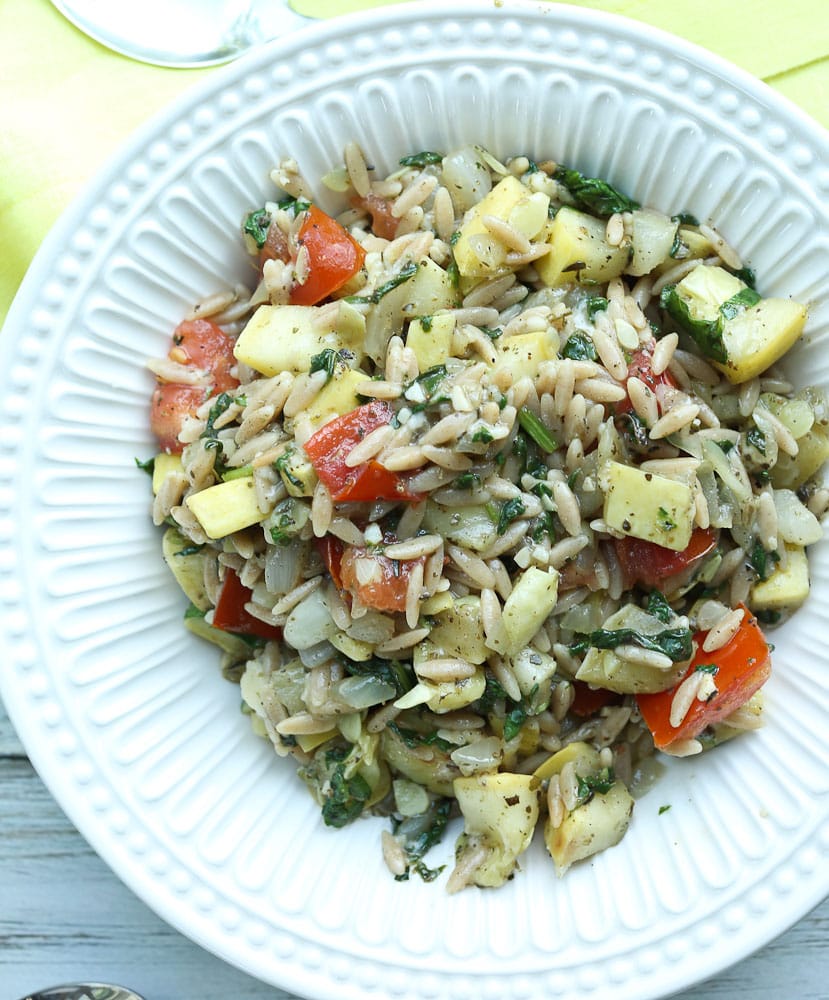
[145,143,827,890]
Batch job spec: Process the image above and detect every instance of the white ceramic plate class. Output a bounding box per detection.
[2,3,828,998]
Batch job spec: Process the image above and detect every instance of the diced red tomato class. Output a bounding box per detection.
[289,205,366,306]
[617,342,678,416]
[614,527,718,590]
[315,534,345,591]
[150,319,239,453]
[351,192,399,241]
[170,319,238,392]
[212,568,283,641]
[339,545,425,614]
[150,383,207,453]
[303,401,422,503]
[636,604,771,750]
[568,680,622,718]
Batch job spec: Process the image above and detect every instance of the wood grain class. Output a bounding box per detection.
[1,701,826,1000]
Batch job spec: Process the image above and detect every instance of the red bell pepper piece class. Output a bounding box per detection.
[303,401,422,503]
[636,604,771,750]
[614,527,718,590]
[212,568,283,641]
[568,680,622,718]
[315,535,346,591]
[289,205,366,306]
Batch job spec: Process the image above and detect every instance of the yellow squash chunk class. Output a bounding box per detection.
[304,368,367,429]
[601,461,695,551]
[545,781,634,876]
[718,297,807,384]
[750,544,810,611]
[406,312,456,373]
[495,329,559,381]
[152,452,183,495]
[184,477,264,539]
[533,740,601,782]
[234,304,365,376]
[535,206,628,287]
[452,772,540,888]
[453,175,549,279]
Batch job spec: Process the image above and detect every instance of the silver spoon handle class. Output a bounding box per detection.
[17,985,145,1000]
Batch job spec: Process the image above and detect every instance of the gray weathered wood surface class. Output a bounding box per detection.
[1,699,826,1000]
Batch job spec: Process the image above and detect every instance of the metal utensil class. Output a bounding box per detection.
[49,0,311,68]
[16,984,145,1000]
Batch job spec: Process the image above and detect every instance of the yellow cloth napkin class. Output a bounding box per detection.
[2,0,827,326]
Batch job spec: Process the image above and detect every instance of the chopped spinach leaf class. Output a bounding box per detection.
[399,151,444,167]
[576,767,615,802]
[658,803,672,815]
[496,496,526,535]
[553,165,639,217]
[719,286,761,321]
[388,722,454,753]
[322,758,372,829]
[517,406,557,453]
[647,590,674,624]
[748,540,780,581]
[745,426,766,456]
[351,260,418,304]
[453,472,482,490]
[585,296,609,320]
[571,625,693,662]
[135,455,155,476]
[309,348,339,381]
[344,657,414,698]
[562,330,599,362]
[732,266,757,289]
[393,797,451,883]
[243,207,272,248]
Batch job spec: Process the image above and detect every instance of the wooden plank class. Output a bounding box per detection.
[1,716,827,999]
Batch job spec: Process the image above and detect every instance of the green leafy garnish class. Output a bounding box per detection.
[585,296,609,320]
[576,767,615,802]
[745,426,766,456]
[657,506,677,532]
[322,755,372,829]
[351,260,418,304]
[517,406,557,452]
[243,208,272,248]
[309,348,339,381]
[647,590,674,624]
[719,286,762,321]
[135,456,155,476]
[748,539,780,581]
[496,496,526,535]
[399,151,444,167]
[571,626,693,662]
[393,797,451,883]
[553,165,639,217]
[387,722,454,753]
[344,658,414,698]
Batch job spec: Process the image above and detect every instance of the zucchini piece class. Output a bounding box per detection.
[750,543,809,611]
[152,452,183,495]
[234,304,366,376]
[494,329,559,381]
[406,312,456,373]
[452,772,540,888]
[626,208,678,276]
[184,477,264,539]
[536,206,629,287]
[427,596,489,665]
[162,527,210,611]
[486,567,559,658]
[545,780,634,876]
[304,367,367,429]
[422,501,498,553]
[453,175,549,279]
[662,264,807,383]
[600,460,695,551]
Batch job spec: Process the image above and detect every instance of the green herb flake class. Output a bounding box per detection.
[748,540,780,582]
[657,506,677,532]
[658,804,672,815]
[576,767,615,802]
[399,151,444,167]
[351,260,418,304]
[393,797,451,883]
[503,704,529,742]
[453,472,482,490]
[517,406,557,452]
[745,426,766,456]
[695,663,719,675]
[322,762,372,829]
[309,348,339,381]
[719,286,761,321]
